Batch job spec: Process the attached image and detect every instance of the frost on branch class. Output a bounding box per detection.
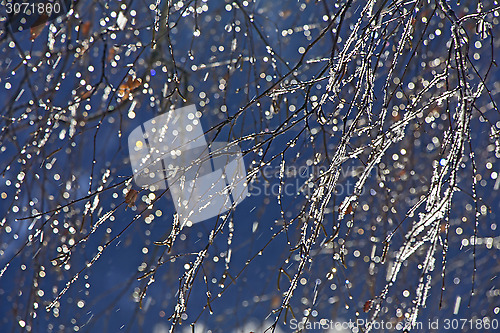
[0,0,499,332]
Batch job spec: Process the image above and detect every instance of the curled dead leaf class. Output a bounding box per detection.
[338,203,353,215]
[80,21,92,37]
[125,189,138,208]
[364,300,372,312]
[118,75,142,99]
